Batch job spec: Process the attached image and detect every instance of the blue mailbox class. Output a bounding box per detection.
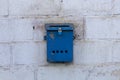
[44,23,74,62]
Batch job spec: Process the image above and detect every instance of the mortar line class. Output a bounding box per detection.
[7,0,9,17]
[85,66,95,80]
[10,43,13,68]
[83,16,86,40]
[34,68,38,80]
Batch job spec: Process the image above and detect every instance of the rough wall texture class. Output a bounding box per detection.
[0,0,120,80]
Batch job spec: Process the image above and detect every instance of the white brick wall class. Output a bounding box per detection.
[37,66,91,80]
[9,0,61,16]
[60,0,112,16]
[12,42,46,65]
[112,41,120,62]
[85,17,120,39]
[0,68,13,80]
[0,0,8,16]
[88,65,120,80]
[0,0,120,80]
[0,19,12,42]
[9,19,33,41]
[112,0,120,15]
[74,40,113,64]
[12,66,34,80]
[0,66,34,80]
[0,44,11,66]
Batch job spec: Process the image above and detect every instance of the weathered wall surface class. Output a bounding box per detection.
[0,0,120,80]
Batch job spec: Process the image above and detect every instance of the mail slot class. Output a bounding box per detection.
[44,23,74,62]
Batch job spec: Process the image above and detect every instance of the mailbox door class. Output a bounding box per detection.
[47,30,73,62]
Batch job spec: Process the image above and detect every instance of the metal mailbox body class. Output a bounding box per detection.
[45,23,74,62]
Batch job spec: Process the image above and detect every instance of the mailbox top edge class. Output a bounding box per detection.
[45,23,74,30]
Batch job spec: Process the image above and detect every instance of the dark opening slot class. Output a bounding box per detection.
[60,50,63,53]
[65,50,68,53]
[56,50,59,53]
[52,51,55,53]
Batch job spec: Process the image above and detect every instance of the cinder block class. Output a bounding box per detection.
[112,18,120,38]
[0,66,34,80]
[9,19,33,41]
[37,66,92,80]
[9,0,60,16]
[61,0,112,16]
[0,19,12,42]
[0,68,13,80]
[88,65,120,80]
[0,44,11,66]
[74,40,113,64]
[0,0,8,16]
[12,42,46,65]
[37,64,120,80]
[12,66,34,80]
[32,19,45,41]
[112,0,120,14]
[85,17,120,39]
[112,42,120,62]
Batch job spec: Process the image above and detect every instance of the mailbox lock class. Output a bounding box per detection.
[58,27,62,35]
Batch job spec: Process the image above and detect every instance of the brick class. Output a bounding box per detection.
[37,66,92,80]
[0,19,12,42]
[88,65,120,80]
[112,0,120,15]
[85,17,120,39]
[112,42,120,62]
[0,66,34,80]
[61,0,112,16]
[0,68,13,80]
[112,18,120,38]
[0,44,11,66]
[38,65,120,80]
[12,42,46,65]
[0,0,8,16]
[74,40,112,64]
[32,20,45,41]
[12,66,34,80]
[9,19,33,41]
[9,0,60,16]
[0,19,33,42]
